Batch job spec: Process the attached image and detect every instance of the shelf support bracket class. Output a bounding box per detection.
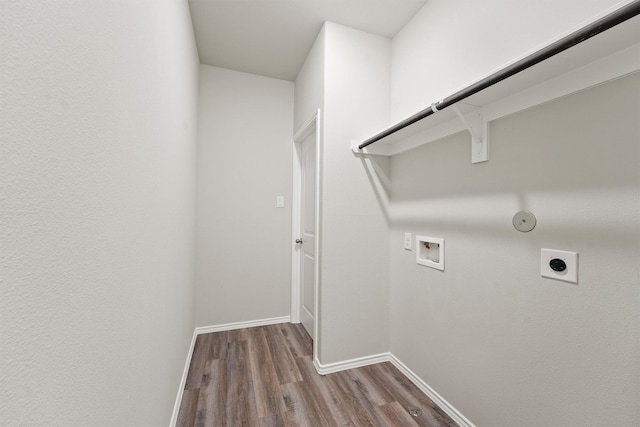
[452,105,488,164]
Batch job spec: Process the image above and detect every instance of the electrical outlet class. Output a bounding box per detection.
[541,248,578,283]
[404,233,412,250]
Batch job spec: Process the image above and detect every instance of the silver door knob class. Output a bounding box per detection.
[295,239,303,244]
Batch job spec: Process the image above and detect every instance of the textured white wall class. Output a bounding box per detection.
[389,74,640,426]
[319,23,391,364]
[0,0,199,425]
[294,25,326,133]
[390,0,632,122]
[195,65,294,327]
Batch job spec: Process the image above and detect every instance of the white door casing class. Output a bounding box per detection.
[299,129,316,338]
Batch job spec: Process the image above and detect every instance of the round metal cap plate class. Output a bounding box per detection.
[512,210,536,232]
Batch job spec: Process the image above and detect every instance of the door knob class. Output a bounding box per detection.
[295,239,303,244]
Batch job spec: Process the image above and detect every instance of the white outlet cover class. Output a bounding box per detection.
[404,232,412,250]
[541,248,578,283]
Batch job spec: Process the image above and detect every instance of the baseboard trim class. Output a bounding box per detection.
[169,328,198,427]
[195,315,291,335]
[388,354,476,427]
[313,352,392,375]
[312,350,473,427]
[169,315,291,426]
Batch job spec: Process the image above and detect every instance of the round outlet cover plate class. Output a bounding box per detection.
[513,210,536,232]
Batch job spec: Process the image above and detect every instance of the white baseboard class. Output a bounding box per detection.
[311,350,473,427]
[169,315,291,427]
[313,352,391,375]
[169,329,198,427]
[194,315,291,334]
[388,354,476,427]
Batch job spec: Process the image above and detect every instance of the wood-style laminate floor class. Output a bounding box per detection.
[176,323,458,427]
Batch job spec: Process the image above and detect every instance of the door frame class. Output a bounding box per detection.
[291,109,321,360]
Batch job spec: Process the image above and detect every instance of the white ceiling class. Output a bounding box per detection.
[188,0,428,81]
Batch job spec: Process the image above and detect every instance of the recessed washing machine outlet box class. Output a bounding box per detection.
[416,236,444,270]
[541,248,578,283]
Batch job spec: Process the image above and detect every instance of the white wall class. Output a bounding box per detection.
[391,0,633,122]
[0,0,199,425]
[196,65,294,327]
[389,73,640,426]
[294,25,326,134]
[319,23,391,364]
[387,2,640,425]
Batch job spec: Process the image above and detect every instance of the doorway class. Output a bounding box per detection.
[291,110,320,351]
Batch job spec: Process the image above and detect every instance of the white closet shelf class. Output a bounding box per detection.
[352,9,640,161]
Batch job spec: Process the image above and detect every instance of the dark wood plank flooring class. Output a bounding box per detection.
[176,323,458,427]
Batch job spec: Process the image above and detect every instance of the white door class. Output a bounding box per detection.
[298,130,316,339]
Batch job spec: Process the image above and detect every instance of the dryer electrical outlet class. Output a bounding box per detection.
[541,248,578,283]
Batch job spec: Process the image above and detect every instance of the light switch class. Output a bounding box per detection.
[276,196,284,208]
[404,233,412,250]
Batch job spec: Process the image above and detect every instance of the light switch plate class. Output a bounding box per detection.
[541,248,578,283]
[276,196,284,208]
[404,233,412,250]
